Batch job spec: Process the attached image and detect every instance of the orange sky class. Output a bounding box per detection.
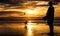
[0,1,60,17]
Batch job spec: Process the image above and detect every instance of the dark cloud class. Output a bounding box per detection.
[55,0,60,2]
[0,0,60,5]
[0,11,24,15]
[0,0,24,5]
[0,0,60,9]
[0,0,25,8]
[29,0,49,1]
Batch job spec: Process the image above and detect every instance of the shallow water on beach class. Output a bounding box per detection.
[0,23,60,36]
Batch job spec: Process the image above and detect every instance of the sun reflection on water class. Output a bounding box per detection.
[26,20,34,36]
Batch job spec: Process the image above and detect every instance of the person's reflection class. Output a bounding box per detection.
[43,1,54,36]
[24,20,27,29]
[25,22,34,36]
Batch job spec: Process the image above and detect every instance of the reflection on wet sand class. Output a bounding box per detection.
[26,21,34,36]
[0,22,60,36]
[26,27,33,36]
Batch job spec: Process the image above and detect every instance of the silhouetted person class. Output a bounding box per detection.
[43,1,54,36]
[24,20,27,29]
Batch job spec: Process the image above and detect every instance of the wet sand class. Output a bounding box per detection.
[0,23,60,36]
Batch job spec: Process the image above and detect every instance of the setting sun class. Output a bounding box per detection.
[26,10,36,14]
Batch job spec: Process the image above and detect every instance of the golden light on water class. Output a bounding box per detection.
[25,20,34,36]
[27,21,33,30]
[27,21,33,35]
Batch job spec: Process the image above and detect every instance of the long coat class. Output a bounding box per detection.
[46,6,54,25]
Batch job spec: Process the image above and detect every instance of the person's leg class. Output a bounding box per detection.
[25,21,27,28]
[49,25,54,36]
[25,23,27,29]
[48,21,54,36]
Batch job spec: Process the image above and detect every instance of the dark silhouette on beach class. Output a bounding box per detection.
[43,1,54,36]
[24,20,27,29]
